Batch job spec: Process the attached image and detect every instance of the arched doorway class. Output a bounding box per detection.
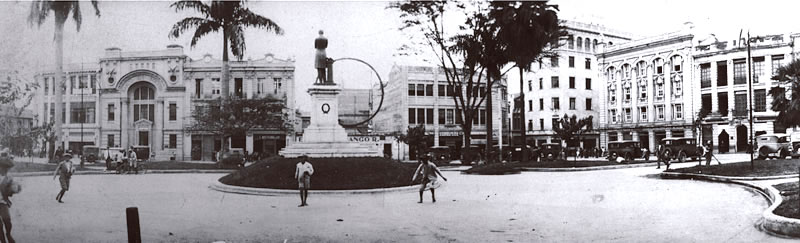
[128,83,157,149]
[718,130,730,153]
[736,125,748,152]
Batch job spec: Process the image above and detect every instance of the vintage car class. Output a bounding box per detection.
[428,146,452,165]
[659,138,702,163]
[539,143,563,160]
[81,145,100,163]
[756,134,792,160]
[790,132,800,159]
[461,146,484,165]
[607,141,643,161]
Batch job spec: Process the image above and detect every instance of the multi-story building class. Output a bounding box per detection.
[519,20,632,149]
[694,33,800,152]
[33,45,295,161]
[598,27,696,151]
[374,64,509,160]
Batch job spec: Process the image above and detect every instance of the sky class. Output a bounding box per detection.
[3,0,800,112]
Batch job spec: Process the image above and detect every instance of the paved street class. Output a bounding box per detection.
[7,163,794,242]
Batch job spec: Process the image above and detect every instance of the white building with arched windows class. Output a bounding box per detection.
[33,45,296,161]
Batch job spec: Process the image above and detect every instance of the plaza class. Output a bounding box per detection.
[5,159,792,242]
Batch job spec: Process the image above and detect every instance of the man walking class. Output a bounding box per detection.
[53,151,75,203]
[412,154,447,203]
[295,155,314,207]
[704,141,713,166]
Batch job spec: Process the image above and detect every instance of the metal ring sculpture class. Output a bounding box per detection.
[331,57,384,128]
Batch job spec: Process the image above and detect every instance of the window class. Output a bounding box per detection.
[623,86,631,102]
[656,105,665,120]
[417,108,425,124]
[539,119,544,130]
[447,85,454,96]
[568,36,574,49]
[108,134,115,147]
[639,107,647,121]
[585,39,591,51]
[569,56,575,68]
[734,92,747,116]
[610,109,617,123]
[133,104,154,122]
[671,55,683,72]
[552,118,559,129]
[425,84,434,96]
[528,100,533,112]
[552,97,560,110]
[673,78,682,97]
[438,84,446,97]
[273,78,282,94]
[90,75,96,94]
[585,78,591,89]
[609,88,616,103]
[624,108,632,122]
[733,59,746,84]
[212,78,221,95]
[416,83,425,96]
[655,60,663,74]
[528,120,533,131]
[569,77,575,89]
[717,61,728,86]
[479,109,486,125]
[585,58,591,69]
[551,76,559,88]
[700,63,711,88]
[438,109,445,124]
[539,99,544,110]
[754,89,766,112]
[69,76,75,94]
[577,37,583,49]
[639,84,647,100]
[44,77,49,95]
[195,79,203,98]
[456,108,462,124]
[773,55,785,76]
[551,56,558,67]
[169,103,177,121]
[528,80,532,91]
[569,97,576,110]
[585,98,592,110]
[718,92,729,116]
[656,82,664,98]
[593,39,598,52]
[539,78,543,89]
[70,102,95,124]
[673,104,683,119]
[256,78,265,95]
[446,109,454,124]
[425,108,433,124]
[234,78,243,97]
[107,104,115,121]
[408,84,416,96]
[408,108,415,124]
[753,57,764,83]
[169,134,177,149]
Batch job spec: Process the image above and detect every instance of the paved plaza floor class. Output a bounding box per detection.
[7,160,795,242]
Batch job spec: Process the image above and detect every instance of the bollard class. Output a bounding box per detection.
[126,207,141,243]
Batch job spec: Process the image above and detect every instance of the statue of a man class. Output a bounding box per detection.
[315,30,329,84]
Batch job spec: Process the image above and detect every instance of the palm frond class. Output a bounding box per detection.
[169,17,214,39]
[27,0,51,27]
[71,1,82,31]
[170,0,210,16]
[235,9,283,35]
[189,21,220,47]
[228,25,246,60]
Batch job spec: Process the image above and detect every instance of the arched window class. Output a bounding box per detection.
[593,39,598,52]
[585,38,590,52]
[577,37,583,49]
[131,85,156,122]
[133,86,155,100]
[568,36,574,49]
[670,55,683,73]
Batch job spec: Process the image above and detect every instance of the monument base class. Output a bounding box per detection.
[279,84,382,158]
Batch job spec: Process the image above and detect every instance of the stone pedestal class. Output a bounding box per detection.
[279,84,381,158]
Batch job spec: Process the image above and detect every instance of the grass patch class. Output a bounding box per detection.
[773,182,800,219]
[219,157,418,190]
[666,159,800,177]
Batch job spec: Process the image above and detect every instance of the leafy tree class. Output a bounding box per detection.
[188,96,289,153]
[395,125,431,160]
[169,0,283,99]
[27,0,101,150]
[770,58,800,127]
[552,114,593,159]
[491,1,564,162]
[0,71,40,156]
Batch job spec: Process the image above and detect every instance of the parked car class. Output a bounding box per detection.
[607,141,643,161]
[660,138,702,163]
[756,134,792,159]
[81,145,100,163]
[539,143,563,160]
[219,149,245,168]
[790,132,800,159]
[428,146,452,165]
[461,146,484,165]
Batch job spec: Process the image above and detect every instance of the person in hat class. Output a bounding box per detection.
[52,151,75,203]
[294,155,314,207]
[411,153,447,203]
[0,149,18,243]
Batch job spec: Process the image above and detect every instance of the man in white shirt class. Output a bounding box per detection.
[294,155,314,207]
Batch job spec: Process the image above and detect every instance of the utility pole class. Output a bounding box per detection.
[747,32,755,170]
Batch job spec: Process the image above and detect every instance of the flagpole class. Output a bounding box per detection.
[747,32,755,170]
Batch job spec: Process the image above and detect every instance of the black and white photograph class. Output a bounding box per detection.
[3,0,800,242]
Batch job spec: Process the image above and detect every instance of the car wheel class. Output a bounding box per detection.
[758,147,769,160]
[779,149,789,159]
[678,151,687,163]
[610,152,618,161]
[625,152,633,162]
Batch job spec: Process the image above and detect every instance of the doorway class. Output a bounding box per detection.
[191,139,202,160]
[138,131,149,146]
[736,125,748,152]
[718,130,730,153]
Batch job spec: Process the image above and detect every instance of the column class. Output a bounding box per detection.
[246,78,253,99]
[648,130,656,152]
[155,100,164,152]
[121,99,128,149]
[246,134,254,154]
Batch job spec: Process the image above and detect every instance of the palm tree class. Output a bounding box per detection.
[491,1,563,163]
[169,0,283,99]
[28,0,100,154]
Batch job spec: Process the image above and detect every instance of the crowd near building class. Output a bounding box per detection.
[517,20,632,149]
[373,65,510,160]
[33,45,296,161]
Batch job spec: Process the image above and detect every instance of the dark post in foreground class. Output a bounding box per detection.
[126,207,141,243]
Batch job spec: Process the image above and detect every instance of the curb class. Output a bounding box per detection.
[520,162,660,172]
[208,180,419,196]
[9,169,235,177]
[660,171,800,238]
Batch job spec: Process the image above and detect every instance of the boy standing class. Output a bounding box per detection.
[295,155,314,207]
[53,151,75,203]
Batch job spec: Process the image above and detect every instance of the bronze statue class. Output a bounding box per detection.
[315,30,331,84]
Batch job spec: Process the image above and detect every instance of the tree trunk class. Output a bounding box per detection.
[221,27,230,100]
[485,76,493,163]
[54,20,65,152]
[518,68,527,163]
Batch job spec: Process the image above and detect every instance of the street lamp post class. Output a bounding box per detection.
[746,32,755,170]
